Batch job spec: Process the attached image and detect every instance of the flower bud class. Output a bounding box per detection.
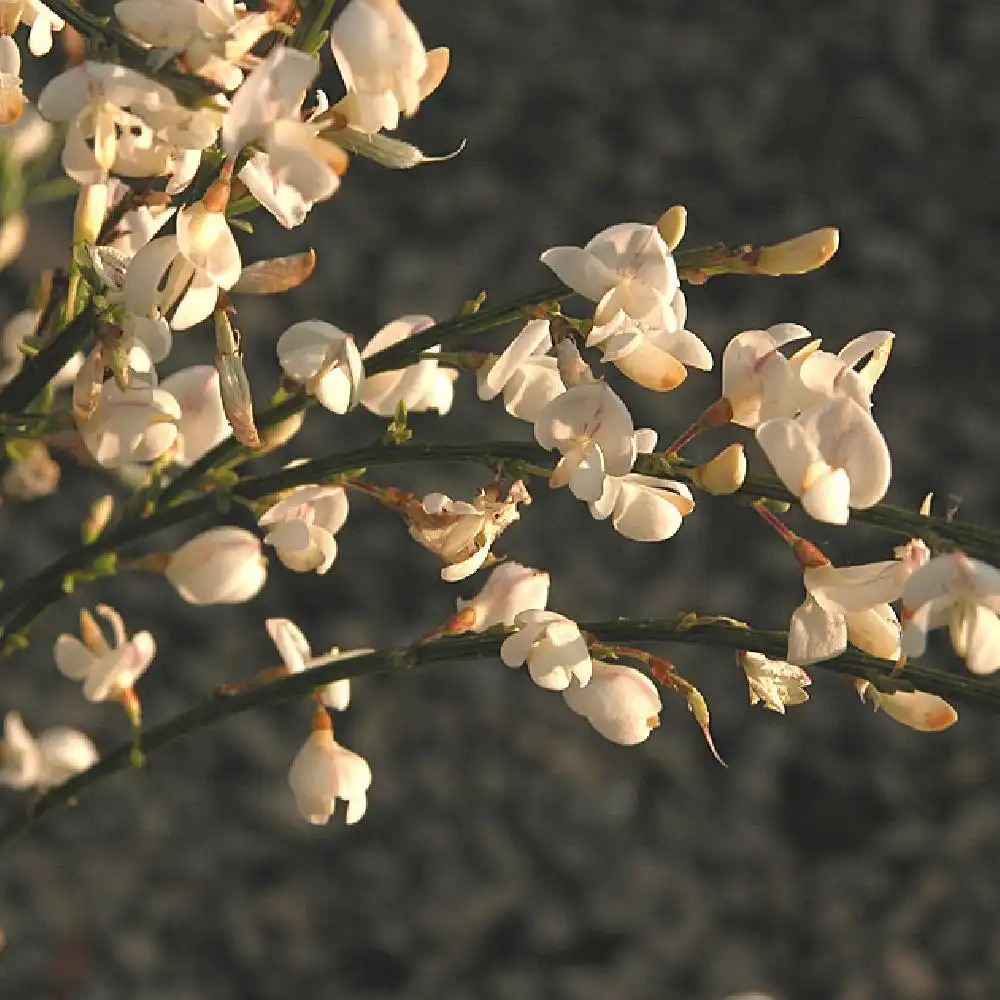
[655,204,687,251]
[756,227,839,276]
[563,661,661,745]
[160,365,232,465]
[165,527,266,605]
[691,443,746,495]
[856,680,957,732]
[215,312,259,449]
[455,561,550,632]
[287,728,372,825]
[82,494,115,543]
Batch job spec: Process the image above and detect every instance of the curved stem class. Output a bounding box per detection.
[0,613,994,850]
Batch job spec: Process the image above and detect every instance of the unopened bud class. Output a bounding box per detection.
[656,204,687,251]
[555,338,594,388]
[82,493,114,543]
[691,443,746,495]
[232,249,316,295]
[792,537,831,570]
[2,441,59,500]
[73,182,108,245]
[756,227,839,276]
[258,409,305,453]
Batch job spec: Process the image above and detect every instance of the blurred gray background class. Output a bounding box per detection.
[2,1,1000,998]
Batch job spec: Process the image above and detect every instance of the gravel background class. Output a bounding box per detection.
[2,2,1000,999]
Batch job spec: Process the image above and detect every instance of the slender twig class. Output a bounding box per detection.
[0,613,995,850]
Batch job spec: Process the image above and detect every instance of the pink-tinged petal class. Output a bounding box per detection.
[900,552,1000,610]
[277,321,347,379]
[647,327,713,371]
[502,358,563,422]
[756,417,818,496]
[176,206,241,287]
[800,465,851,525]
[539,246,615,302]
[265,518,312,554]
[611,481,686,542]
[872,688,958,732]
[787,596,846,665]
[962,604,1000,675]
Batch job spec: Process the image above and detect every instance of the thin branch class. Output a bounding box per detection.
[0,614,994,851]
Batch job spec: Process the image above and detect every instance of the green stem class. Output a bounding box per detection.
[0,613,993,851]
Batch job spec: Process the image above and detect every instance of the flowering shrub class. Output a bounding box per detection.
[0,0,995,870]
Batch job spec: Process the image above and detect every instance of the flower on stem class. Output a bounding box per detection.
[691,443,747,496]
[500,609,592,691]
[0,711,97,792]
[788,556,910,666]
[54,605,155,703]
[276,320,364,414]
[37,62,177,184]
[288,715,372,825]
[901,552,1000,675]
[78,380,180,469]
[541,222,679,332]
[476,318,557,415]
[360,314,457,416]
[720,324,813,429]
[562,660,661,744]
[855,680,958,733]
[756,396,891,525]
[534,381,636,502]
[258,484,349,575]
[739,651,810,713]
[266,618,352,710]
[165,526,266,605]
[452,561,550,632]
[330,0,450,134]
[404,480,531,582]
[124,197,242,331]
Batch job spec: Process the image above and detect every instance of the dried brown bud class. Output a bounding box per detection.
[232,250,316,295]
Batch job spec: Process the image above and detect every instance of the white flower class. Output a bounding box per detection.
[408,480,531,581]
[0,711,97,791]
[276,320,364,414]
[258,484,349,575]
[159,365,232,466]
[562,660,661,744]
[53,604,156,702]
[541,222,679,330]
[360,314,457,416]
[37,62,176,184]
[720,324,813,429]
[500,610,592,691]
[740,651,811,713]
[330,0,449,133]
[79,380,180,469]
[588,289,712,392]
[0,1,64,57]
[856,680,958,732]
[288,728,372,825]
[534,381,636,501]
[588,472,694,542]
[756,396,891,524]
[788,557,909,665]
[455,561,550,631]
[477,318,553,402]
[266,618,352,710]
[165,526,266,605]
[124,201,242,330]
[901,552,1000,674]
